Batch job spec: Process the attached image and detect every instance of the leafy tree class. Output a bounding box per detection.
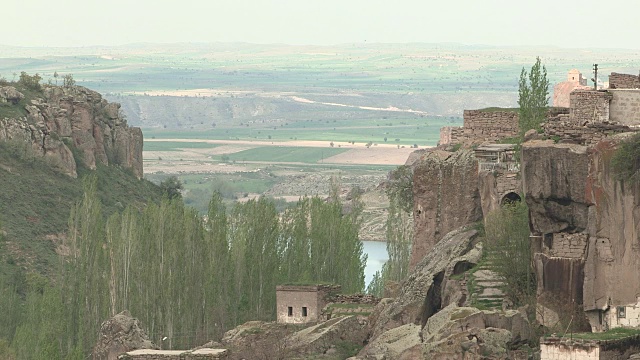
[483,201,534,306]
[518,57,549,135]
[63,74,76,88]
[17,72,42,91]
[385,165,414,213]
[611,132,640,182]
[160,176,183,199]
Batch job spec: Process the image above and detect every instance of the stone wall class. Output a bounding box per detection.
[438,126,464,146]
[541,340,599,360]
[477,170,521,217]
[544,233,589,259]
[542,114,632,145]
[460,109,520,143]
[119,348,228,359]
[609,72,640,89]
[609,89,640,126]
[570,90,612,124]
[541,335,640,360]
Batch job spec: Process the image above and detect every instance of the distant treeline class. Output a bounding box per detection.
[0,177,365,359]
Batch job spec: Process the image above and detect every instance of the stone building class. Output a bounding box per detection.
[540,335,640,360]
[553,69,591,107]
[275,285,340,324]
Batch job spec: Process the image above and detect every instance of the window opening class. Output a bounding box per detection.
[302,307,308,317]
[288,306,293,316]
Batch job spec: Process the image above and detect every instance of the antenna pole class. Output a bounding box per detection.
[593,64,598,90]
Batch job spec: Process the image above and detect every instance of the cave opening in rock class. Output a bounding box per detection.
[453,260,475,276]
[419,271,445,328]
[501,192,522,206]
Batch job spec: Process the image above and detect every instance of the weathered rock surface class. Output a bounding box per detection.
[92,310,156,360]
[410,149,483,268]
[522,136,640,329]
[0,85,143,178]
[357,304,531,359]
[286,315,369,355]
[220,317,369,359]
[0,86,24,104]
[369,227,480,339]
[522,140,590,234]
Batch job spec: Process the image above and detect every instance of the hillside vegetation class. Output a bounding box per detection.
[0,140,163,280]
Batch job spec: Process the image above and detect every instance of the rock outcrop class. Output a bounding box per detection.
[0,85,143,178]
[93,310,156,360]
[522,136,640,331]
[369,227,481,339]
[410,150,483,268]
[219,317,369,359]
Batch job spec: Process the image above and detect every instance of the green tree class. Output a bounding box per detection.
[63,74,76,88]
[385,165,414,213]
[484,201,534,306]
[160,176,183,199]
[518,57,549,135]
[17,72,42,91]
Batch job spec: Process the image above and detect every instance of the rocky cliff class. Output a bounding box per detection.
[410,149,483,268]
[522,137,640,331]
[0,84,143,178]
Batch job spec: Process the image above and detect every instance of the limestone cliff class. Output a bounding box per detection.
[0,84,143,178]
[410,149,483,268]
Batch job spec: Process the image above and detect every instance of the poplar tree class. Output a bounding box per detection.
[518,57,550,135]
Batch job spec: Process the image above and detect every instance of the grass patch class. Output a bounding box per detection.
[611,133,640,182]
[478,107,519,113]
[327,303,374,309]
[450,308,479,321]
[0,82,45,120]
[0,140,163,279]
[570,327,640,341]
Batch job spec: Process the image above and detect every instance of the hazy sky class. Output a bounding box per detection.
[5,0,640,49]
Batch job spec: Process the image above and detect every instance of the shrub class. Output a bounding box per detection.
[611,133,640,182]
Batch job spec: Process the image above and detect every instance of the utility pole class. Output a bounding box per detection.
[593,64,599,90]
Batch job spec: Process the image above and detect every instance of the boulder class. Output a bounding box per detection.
[285,315,369,355]
[0,86,24,105]
[92,310,156,360]
[369,227,480,339]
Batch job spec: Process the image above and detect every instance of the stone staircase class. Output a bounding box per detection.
[467,256,505,310]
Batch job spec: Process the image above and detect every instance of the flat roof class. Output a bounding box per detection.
[475,144,517,152]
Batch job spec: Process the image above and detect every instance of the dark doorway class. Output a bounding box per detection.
[501,192,522,206]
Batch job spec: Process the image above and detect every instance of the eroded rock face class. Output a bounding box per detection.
[522,136,640,330]
[522,140,590,234]
[0,86,24,104]
[0,85,143,178]
[410,150,483,268]
[369,227,480,340]
[93,310,156,360]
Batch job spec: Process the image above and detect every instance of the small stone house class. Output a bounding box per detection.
[275,285,340,324]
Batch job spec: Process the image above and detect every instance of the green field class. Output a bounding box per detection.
[142,114,453,147]
[219,146,348,163]
[143,141,220,151]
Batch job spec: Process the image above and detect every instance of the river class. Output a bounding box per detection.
[362,241,389,288]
